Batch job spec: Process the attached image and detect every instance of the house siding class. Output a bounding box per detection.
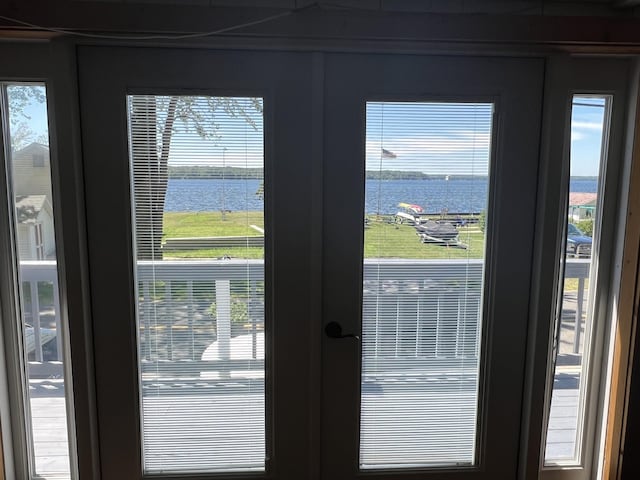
[12,144,52,202]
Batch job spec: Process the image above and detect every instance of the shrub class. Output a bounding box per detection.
[479,210,486,233]
[208,296,249,326]
[575,219,594,236]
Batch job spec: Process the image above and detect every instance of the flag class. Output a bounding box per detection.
[382,148,397,159]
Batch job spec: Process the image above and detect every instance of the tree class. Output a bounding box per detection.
[6,85,48,150]
[128,95,262,260]
[10,123,48,151]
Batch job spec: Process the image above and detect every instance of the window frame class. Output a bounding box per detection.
[0,42,85,480]
[519,57,633,480]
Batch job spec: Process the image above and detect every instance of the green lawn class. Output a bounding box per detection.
[163,212,586,289]
[166,247,265,259]
[164,211,264,238]
[364,217,485,259]
[163,211,264,258]
[163,211,486,260]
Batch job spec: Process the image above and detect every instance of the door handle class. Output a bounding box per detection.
[325,321,360,340]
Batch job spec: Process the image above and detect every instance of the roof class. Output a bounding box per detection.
[569,192,597,207]
[15,195,49,224]
[14,142,49,155]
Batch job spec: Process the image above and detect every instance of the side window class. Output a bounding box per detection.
[544,95,610,466]
[1,83,74,479]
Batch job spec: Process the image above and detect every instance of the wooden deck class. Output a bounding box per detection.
[29,373,580,477]
[23,259,590,477]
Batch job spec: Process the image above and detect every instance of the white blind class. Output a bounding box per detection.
[127,95,265,474]
[360,102,493,468]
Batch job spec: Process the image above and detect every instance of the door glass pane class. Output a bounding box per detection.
[544,95,609,464]
[361,101,493,468]
[126,95,265,473]
[3,83,72,478]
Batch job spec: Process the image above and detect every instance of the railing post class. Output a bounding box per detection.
[415,284,422,357]
[216,280,231,373]
[248,282,260,360]
[435,294,442,358]
[165,282,173,361]
[574,277,586,354]
[187,281,195,361]
[143,281,151,361]
[456,296,462,358]
[53,280,62,361]
[30,280,43,362]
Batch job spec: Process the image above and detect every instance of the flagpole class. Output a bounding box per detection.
[377,148,397,219]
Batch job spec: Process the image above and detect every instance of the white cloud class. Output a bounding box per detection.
[572,120,603,131]
[571,131,586,142]
[367,131,491,158]
[571,119,603,143]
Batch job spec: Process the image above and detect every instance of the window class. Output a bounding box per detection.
[32,153,45,167]
[126,94,265,474]
[360,101,493,468]
[544,95,611,466]
[1,83,73,479]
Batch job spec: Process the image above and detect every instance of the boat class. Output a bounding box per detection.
[415,220,460,244]
[395,203,423,224]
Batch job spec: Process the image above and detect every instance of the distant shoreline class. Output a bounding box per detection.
[168,167,598,182]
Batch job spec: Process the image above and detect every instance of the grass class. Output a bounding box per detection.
[166,247,265,259]
[163,211,486,260]
[163,211,264,259]
[164,211,264,238]
[564,277,590,293]
[364,216,485,259]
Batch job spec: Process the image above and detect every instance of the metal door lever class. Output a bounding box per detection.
[325,321,360,340]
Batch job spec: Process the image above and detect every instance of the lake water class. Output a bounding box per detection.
[165,178,598,215]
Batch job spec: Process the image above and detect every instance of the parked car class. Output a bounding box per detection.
[567,223,592,258]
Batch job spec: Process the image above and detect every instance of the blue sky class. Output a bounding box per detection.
[366,101,493,176]
[366,98,606,177]
[15,92,606,178]
[22,99,49,135]
[7,85,49,148]
[569,96,607,177]
[159,96,264,170]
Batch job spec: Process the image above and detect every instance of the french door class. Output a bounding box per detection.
[77,47,544,479]
[320,54,543,479]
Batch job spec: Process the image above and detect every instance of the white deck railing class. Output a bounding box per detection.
[19,259,590,376]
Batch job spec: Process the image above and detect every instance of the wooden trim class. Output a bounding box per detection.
[603,63,640,480]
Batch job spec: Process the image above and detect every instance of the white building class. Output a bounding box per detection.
[11,143,55,260]
[568,192,597,222]
[14,194,55,260]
